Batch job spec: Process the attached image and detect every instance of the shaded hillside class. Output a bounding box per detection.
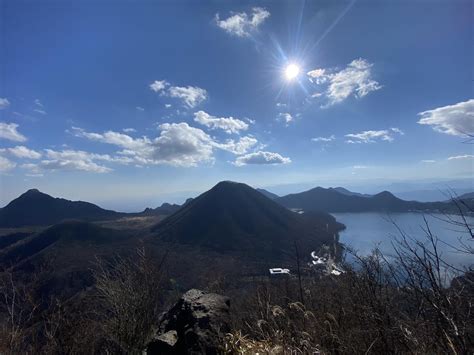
[256,188,279,200]
[0,221,137,303]
[0,221,132,268]
[277,187,449,213]
[0,189,123,227]
[152,181,342,261]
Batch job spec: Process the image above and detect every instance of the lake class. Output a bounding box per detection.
[332,212,474,269]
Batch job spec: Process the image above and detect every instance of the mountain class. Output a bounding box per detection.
[152,181,342,261]
[276,187,449,213]
[457,192,474,200]
[139,202,182,216]
[333,187,371,198]
[256,188,279,200]
[0,189,122,227]
[0,221,136,301]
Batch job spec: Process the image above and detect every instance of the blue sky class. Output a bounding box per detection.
[0,0,472,210]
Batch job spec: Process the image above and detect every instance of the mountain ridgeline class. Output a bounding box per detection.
[275,187,454,213]
[0,189,122,227]
[1,184,470,229]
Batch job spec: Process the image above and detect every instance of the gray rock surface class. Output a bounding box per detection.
[147,289,231,354]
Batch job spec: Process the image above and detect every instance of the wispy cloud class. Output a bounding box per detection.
[136,106,145,111]
[0,146,42,159]
[39,149,114,173]
[194,110,249,134]
[0,122,27,142]
[150,80,208,108]
[447,154,474,160]
[312,135,335,142]
[34,99,44,108]
[233,151,291,166]
[0,156,16,172]
[123,128,136,133]
[421,160,436,163]
[418,99,474,137]
[19,149,129,174]
[307,58,381,105]
[33,109,47,115]
[215,7,270,37]
[0,98,10,110]
[345,128,403,144]
[277,112,294,125]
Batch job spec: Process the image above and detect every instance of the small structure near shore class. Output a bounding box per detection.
[269,268,290,275]
[310,248,345,277]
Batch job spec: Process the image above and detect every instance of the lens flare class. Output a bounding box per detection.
[285,63,300,81]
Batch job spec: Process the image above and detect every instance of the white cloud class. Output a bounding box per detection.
[307,69,327,84]
[345,128,403,143]
[168,86,207,108]
[72,124,259,167]
[447,154,474,160]
[390,127,404,135]
[34,99,43,107]
[144,122,216,166]
[165,104,172,108]
[0,122,27,142]
[353,165,368,169]
[39,149,113,173]
[307,58,381,105]
[150,80,169,92]
[72,127,151,152]
[215,7,270,37]
[233,151,291,166]
[123,128,136,133]
[216,136,258,155]
[277,112,294,125]
[421,160,436,163]
[136,106,145,111]
[0,156,16,172]
[33,109,47,115]
[0,98,11,110]
[194,110,249,134]
[312,135,335,142]
[417,99,474,137]
[73,125,213,167]
[150,80,208,108]
[1,146,42,159]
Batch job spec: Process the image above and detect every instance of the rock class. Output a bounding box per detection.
[147,330,178,354]
[146,289,231,355]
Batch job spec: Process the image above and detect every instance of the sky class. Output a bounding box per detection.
[0,0,473,211]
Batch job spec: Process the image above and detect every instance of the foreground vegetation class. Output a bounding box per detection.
[0,207,472,354]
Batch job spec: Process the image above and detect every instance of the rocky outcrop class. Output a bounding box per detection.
[146,289,231,354]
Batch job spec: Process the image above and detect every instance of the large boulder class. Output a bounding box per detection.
[147,289,231,354]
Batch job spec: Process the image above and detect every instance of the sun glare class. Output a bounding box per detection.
[285,63,300,81]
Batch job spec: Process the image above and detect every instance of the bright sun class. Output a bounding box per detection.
[285,63,300,81]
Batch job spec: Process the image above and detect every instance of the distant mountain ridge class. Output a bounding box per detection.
[276,186,450,213]
[0,189,123,227]
[333,187,371,198]
[139,203,182,216]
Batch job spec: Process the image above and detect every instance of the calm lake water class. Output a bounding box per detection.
[332,212,474,268]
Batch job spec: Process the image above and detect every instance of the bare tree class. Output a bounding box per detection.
[93,247,167,354]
